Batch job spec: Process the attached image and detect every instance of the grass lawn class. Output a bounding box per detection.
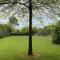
[0,36,60,60]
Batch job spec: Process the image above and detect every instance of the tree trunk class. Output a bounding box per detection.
[28,0,33,55]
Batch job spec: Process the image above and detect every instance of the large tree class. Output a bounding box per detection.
[0,0,60,56]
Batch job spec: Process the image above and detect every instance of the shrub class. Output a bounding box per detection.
[0,24,11,38]
[53,21,60,44]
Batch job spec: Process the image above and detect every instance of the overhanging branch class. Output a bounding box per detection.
[0,1,29,8]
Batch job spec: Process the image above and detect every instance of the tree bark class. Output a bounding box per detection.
[28,0,33,55]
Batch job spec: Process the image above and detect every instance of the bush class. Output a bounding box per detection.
[20,27,37,35]
[53,21,60,44]
[0,24,11,38]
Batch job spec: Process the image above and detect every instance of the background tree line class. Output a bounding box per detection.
[0,16,57,38]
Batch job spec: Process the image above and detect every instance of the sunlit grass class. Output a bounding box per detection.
[0,36,60,60]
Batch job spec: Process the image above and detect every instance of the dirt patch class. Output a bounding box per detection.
[19,52,42,59]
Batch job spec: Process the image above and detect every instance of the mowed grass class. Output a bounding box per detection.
[0,36,60,60]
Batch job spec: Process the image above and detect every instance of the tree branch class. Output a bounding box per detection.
[0,1,29,8]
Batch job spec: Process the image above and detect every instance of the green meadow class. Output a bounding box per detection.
[0,36,60,60]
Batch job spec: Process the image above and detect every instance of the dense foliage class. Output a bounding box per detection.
[0,24,11,38]
[53,21,60,44]
[36,25,55,36]
[0,23,56,38]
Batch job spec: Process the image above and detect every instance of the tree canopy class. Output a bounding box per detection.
[0,0,60,22]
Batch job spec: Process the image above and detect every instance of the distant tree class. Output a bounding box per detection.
[37,24,55,36]
[8,16,18,34]
[20,27,37,35]
[9,16,18,25]
[43,25,55,35]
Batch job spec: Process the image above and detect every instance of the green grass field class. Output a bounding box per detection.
[0,36,60,60]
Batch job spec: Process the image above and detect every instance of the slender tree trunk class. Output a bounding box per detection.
[28,0,33,55]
